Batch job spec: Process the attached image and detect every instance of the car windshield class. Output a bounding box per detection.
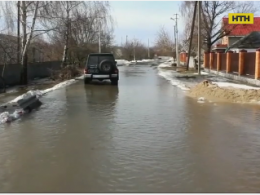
[87,55,115,65]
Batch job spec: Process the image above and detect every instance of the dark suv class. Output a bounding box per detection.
[84,53,119,85]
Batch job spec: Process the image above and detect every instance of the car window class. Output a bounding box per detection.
[88,56,98,65]
[87,55,115,66]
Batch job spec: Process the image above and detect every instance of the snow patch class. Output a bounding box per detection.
[158,70,190,91]
[10,78,78,103]
[137,59,154,62]
[157,59,190,91]
[130,59,155,63]
[158,58,174,68]
[116,59,156,66]
[115,59,131,66]
[0,109,25,124]
[193,72,209,75]
[197,97,205,103]
[212,82,260,90]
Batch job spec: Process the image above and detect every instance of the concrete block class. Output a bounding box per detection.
[17,95,42,112]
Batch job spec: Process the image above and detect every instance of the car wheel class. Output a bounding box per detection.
[111,79,118,86]
[84,78,91,84]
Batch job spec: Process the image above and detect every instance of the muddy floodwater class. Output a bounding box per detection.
[0,65,260,192]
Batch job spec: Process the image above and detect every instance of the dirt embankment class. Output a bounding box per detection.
[187,80,260,103]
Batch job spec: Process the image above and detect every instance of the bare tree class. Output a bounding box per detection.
[18,1,42,84]
[1,1,51,84]
[154,26,174,56]
[1,1,115,82]
[40,1,114,67]
[179,1,198,56]
[180,1,259,52]
[122,38,147,60]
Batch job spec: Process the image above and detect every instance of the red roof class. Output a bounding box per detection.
[222,17,260,36]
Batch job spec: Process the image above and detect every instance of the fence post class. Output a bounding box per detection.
[203,52,209,69]
[209,52,214,70]
[255,49,260,79]
[216,52,221,72]
[238,50,247,76]
[226,51,233,73]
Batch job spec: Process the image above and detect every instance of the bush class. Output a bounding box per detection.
[49,65,82,81]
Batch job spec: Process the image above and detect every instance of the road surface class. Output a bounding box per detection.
[0,65,260,192]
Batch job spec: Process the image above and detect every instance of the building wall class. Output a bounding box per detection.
[221,36,244,46]
[228,37,243,46]
[222,36,229,45]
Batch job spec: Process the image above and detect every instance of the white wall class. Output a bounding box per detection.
[179,56,195,68]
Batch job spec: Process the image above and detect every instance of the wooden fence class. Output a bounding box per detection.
[204,49,260,79]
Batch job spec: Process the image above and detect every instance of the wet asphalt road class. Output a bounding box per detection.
[0,65,260,192]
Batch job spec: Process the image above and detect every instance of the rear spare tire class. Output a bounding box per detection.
[98,60,113,73]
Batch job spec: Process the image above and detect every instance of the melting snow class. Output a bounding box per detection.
[157,58,174,68]
[157,57,190,91]
[193,72,209,75]
[212,82,260,90]
[115,59,131,66]
[197,97,205,103]
[157,57,260,92]
[157,70,190,91]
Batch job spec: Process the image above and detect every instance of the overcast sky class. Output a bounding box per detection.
[110,1,185,47]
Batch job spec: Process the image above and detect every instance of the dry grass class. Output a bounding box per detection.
[176,67,197,73]
[49,65,82,81]
[159,66,177,70]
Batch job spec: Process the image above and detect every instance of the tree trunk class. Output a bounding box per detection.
[17,1,20,65]
[207,43,211,53]
[20,1,27,85]
[61,2,70,68]
[20,1,39,85]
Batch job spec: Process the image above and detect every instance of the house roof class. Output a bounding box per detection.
[226,31,260,51]
[222,17,260,36]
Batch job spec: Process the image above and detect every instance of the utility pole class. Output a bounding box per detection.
[171,14,179,66]
[186,1,197,71]
[197,1,201,75]
[126,35,128,45]
[173,25,176,60]
[175,14,179,67]
[148,39,150,58]
[17,1,20,65]
[133,37,136,62]
[98,21,101,53]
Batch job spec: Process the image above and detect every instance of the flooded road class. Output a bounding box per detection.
[1,65,260,192]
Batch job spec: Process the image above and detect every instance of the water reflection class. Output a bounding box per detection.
[1,66,260,192]
[184,97,260,192]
